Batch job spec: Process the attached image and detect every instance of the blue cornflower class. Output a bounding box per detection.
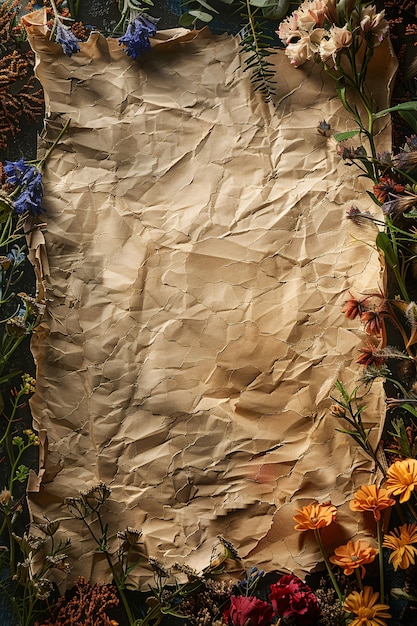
[55,21,81,57]
[3,159,45,217]
[118,14,158,60]
[4,158,34,186]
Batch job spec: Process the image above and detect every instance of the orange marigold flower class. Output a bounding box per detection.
[383,523,417,570]
[344,586,391,626]
[349,484,395,521]
[384,457,417,503]
[329,540,377,577]
[293,502,336,531]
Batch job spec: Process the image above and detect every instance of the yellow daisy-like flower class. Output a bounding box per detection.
[383,523,417,570]
[349,484,395,521]
[384,458,417,503]
[293,502,336,531]
[344,586,391,626]
[329,540,377,578]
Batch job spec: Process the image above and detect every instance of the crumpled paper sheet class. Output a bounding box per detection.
[23,9,397,586]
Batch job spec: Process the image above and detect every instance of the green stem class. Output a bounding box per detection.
[377,518,385,602]
[314,529,343,603]
[36,119,71,172]
[355,567,364,591]
[82,514,137,626]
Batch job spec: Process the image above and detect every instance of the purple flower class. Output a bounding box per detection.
[55,21,81,57]
[4,158,33,186]
[3,159,44,217]
[118,14,158,60]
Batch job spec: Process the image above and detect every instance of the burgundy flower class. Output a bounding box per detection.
[356,340,386,367]
[373,177,405,203]
[268,575,321,625]
[224,595,275,626]
[360,309,385,337]
[342,292,365,320]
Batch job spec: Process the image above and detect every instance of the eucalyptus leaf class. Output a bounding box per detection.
[333,129,360,142]
[262,0,290,19]
[373,101,417,120]
[188,9,214,20]
[179,12,196,26]
[191,0,219,12]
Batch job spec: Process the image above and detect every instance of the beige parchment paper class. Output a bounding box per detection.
[23,9,397,585]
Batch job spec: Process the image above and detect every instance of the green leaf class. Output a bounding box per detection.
[179,12,196,26]
[398,110,417,134]
[373,101,417,120]
[188,9,214,20]
[262,0,290,19]
[333,129,360,142]
[376,231,399,269]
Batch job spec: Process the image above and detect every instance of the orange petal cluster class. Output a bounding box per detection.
[349,484,395,521]
[293,502,336,531]
[383,523,417,570]
[344,586,391,626]
[329,540,377,577]
[384,457,417,503]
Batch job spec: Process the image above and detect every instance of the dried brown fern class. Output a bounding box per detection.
[0,0,43,152]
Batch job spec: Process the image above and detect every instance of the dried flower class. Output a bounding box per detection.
[82,482,111,510]
[342,292,366,320]
[343,586,391,626]
[356,341,386,368]
[118,13,158,60]
[360,309,385,337]
[383,523,417,570]
[54,20,81,56]
[34,578,54,600]
[373,177,405,203]
[65,496,92,519]
[46,553,71,573]
[269,574,321,625]
[349,484,395,521]
[0,488,12,505]
[384,457,417,503]
[117,526,142,552]
[293,501,336,531]
[329,540,377,577]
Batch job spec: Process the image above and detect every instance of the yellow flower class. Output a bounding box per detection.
[383,523,417,570]
[293,502,336,531]
[344,586,391,626]
[384,458,417,503]
[329,540,377,577]
[349,484,395,521]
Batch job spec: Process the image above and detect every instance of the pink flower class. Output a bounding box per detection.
[318,24,352,62]
[284,28,326,67]
[359,5,389,42]
[296,0,328,29]
[269,575,321,625]
[224,595,275,626]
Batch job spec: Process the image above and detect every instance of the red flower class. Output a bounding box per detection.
[360,309,385,337]
[342,292,365,320]
[356,341,386,367]
[269,575,321,625]
[224,595,275,626]
[373,177,405,203]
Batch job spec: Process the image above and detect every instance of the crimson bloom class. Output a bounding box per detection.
[269,575,321,625]
[373,177,405,203]
[342,292,366,320]
[224,595,275,626]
